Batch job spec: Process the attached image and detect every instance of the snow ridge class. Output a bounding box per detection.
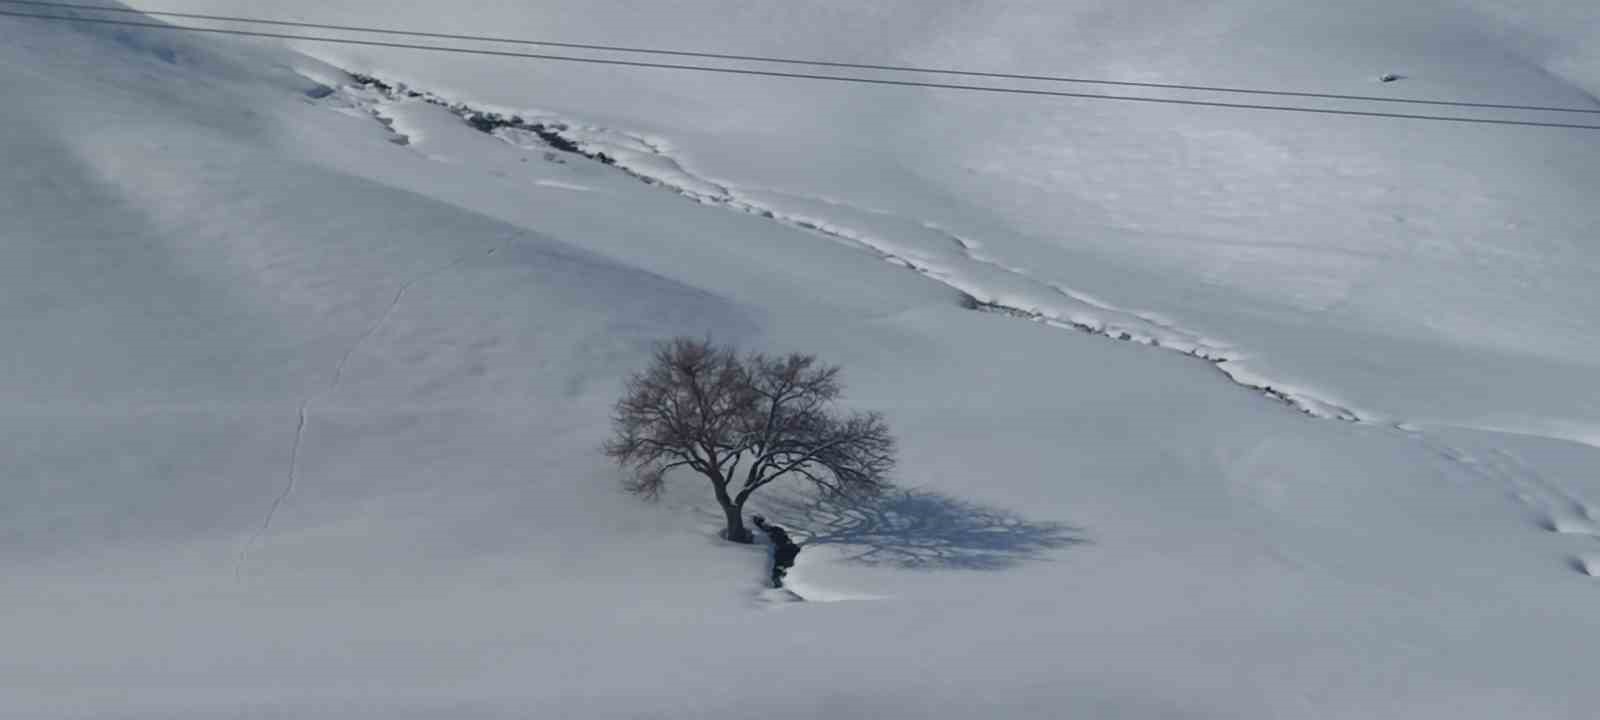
[323,70,1367,422]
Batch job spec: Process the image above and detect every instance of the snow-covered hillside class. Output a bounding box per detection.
[4,2,1599,718]
[155,0,1600,437]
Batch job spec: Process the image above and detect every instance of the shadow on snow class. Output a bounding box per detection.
[757,488,1087,571]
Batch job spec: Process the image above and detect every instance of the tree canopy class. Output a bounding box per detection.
[605,337,895,543]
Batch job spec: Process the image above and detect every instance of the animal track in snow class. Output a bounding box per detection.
[1477,449,1599,537]
[1409,433,1600,576]
[1541,515,1600,536]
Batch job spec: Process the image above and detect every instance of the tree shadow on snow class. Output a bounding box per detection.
[758,489,1087,571]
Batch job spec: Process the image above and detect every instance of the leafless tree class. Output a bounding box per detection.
[604,337,896,543]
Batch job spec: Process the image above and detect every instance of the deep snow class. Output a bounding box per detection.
[4,2,1600,718]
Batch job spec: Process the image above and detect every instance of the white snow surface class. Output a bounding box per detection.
[4,2,1600,718]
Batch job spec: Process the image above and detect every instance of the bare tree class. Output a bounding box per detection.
[604,337,896,543]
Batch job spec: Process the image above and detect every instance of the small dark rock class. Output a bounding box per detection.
[348,72,393,93]
[529,124,585,154]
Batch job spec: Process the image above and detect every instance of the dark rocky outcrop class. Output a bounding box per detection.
[346,72,615,165]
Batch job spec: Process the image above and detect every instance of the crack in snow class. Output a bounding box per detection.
[234,405,308,581]
[234,251,476,581]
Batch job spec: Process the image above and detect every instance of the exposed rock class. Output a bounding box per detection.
[345,72,615,165]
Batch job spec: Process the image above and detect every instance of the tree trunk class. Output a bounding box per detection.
[721,500,753,544]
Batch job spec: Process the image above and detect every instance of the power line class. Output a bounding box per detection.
[7,8,1600,132]
[8,0,1600,117]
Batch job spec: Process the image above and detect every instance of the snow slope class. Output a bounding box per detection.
[4,3,1600,718]
[137,0,1600,438]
